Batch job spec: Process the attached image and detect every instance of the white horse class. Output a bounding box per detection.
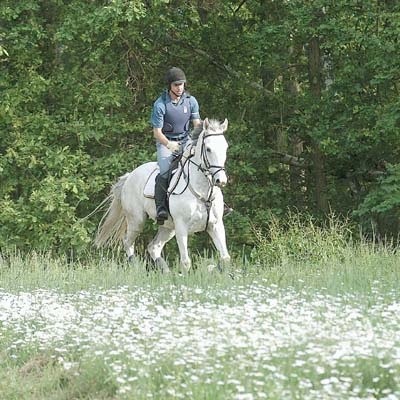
[95,118,230,272]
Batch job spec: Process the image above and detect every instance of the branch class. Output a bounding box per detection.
[272,150,307,168]
[234,0,249,14]
[367,170,386,178]
[165,34,275,99]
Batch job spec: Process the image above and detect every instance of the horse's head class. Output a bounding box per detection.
[198,118,229,188]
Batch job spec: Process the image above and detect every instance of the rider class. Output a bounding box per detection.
[151,67,201,224]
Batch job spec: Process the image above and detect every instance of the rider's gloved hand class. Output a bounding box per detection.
[167,141,180,153]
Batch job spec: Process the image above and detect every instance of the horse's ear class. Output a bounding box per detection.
[203,118,209,129]
[222,118,228,131]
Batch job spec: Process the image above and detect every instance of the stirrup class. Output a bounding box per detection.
[156,208,168,225]
[223,204,233,217]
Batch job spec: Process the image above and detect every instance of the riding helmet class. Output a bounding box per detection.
[165,67,186,85]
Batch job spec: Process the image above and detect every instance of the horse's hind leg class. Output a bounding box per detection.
[124,213,145,261]
[147,226,175,272]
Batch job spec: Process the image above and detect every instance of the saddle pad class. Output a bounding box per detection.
[143,167,160,199]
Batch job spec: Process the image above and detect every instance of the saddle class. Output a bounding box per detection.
[143,150,190,199]
[143,167,160,199]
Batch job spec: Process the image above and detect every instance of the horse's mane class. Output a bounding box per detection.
[190,119,222,144]
[190,124,203,144]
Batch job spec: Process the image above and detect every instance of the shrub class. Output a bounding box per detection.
[252,212,353,266]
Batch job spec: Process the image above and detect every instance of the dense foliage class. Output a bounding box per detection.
[1,0,399,253]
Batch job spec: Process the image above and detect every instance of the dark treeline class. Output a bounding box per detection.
[1,0,399,254]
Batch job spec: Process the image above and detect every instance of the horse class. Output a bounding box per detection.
[95,118,230,272]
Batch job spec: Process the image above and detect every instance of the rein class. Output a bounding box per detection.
[169,131,226,231]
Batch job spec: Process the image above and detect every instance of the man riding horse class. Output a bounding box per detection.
[150,67,201,224]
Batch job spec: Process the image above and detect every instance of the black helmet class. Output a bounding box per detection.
[165,67,186,85]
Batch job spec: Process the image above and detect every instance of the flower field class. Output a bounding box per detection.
[1,259,400,400]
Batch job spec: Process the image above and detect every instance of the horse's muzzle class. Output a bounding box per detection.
[214,171,228,188]
[215,179,227,188]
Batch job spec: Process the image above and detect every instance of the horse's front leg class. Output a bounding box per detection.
[175,222,191,272]
[147,226,175,273]
[207,220,231,268]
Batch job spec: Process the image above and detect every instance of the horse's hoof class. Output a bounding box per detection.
[155,257,170,273]
[207,264,217,273]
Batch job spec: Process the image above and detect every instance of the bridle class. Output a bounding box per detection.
[169,129,227,230]
[198,132,227,184]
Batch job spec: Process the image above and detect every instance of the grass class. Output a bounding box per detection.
[1,240,399,296]
[1,215,400,399]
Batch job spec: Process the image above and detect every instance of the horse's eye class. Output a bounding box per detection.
[206,147,211,153]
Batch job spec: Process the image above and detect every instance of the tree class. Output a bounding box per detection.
[1,0,400,253]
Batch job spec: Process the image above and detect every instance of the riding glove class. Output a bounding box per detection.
[166,141,180,153]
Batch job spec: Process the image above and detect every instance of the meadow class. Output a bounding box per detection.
[1,217,400,400]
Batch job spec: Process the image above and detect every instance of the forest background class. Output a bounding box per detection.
[1,0,399,255]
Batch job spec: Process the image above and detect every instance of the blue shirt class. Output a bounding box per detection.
[150,90,200,131]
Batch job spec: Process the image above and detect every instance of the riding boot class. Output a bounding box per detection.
[154,174,169,225]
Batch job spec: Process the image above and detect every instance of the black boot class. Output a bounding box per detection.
[154,174,169,225]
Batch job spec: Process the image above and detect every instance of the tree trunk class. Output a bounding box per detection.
[308,36,329,213]
[283,45,304,207]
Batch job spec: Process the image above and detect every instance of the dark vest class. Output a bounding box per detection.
[162,93,191,138]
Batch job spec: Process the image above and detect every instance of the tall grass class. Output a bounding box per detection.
[250,212,400,295]
[1,212,400,294]
[252,212,354,266]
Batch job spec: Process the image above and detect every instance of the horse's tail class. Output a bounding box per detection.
[94,173,130,248]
